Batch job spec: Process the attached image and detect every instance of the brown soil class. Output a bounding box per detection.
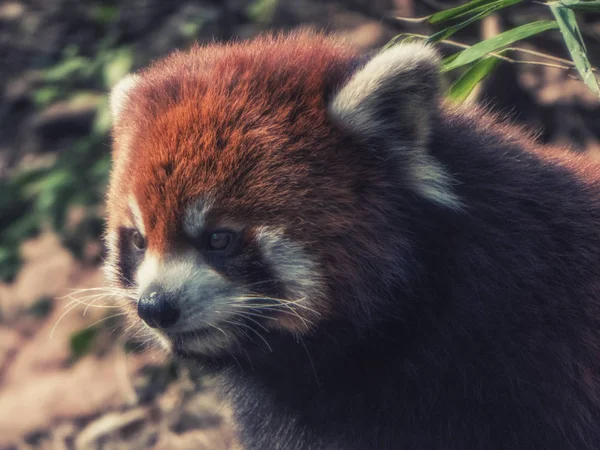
[0,233,240,449]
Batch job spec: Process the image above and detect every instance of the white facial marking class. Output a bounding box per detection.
[102,229,121,285]
[110,74,140,121]
[183,198,213,238]
[129,223,321,353]
[137,251,159,293]
[128,197,145,235]
[409,153,462,211]
[255,227,322,303]
[135,251,240,339]
[157,254,233,330]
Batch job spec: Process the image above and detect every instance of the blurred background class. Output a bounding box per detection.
[0,0,598,449]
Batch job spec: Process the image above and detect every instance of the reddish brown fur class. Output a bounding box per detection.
[107,32,600,331]
[107,33,410,329]
[109,33,358,255]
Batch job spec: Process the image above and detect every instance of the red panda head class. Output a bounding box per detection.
[105,31,459,356]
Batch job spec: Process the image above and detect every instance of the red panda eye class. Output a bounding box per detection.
[132,230,146,251]
[208,231,233,252]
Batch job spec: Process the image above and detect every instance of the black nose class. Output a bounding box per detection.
[138,286,180,329]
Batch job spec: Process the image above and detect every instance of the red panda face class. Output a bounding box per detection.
[105,32,458,356]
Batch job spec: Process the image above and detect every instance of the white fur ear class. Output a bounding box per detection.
[330,41,440,146]
[110,74,139,121]
[329,42,461,210]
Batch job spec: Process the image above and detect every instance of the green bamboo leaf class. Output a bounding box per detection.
[547,0,600,11]
[392,15,431,24]
[549,3,600,95]
[427,0,521,43]
[447,57,502,102]
[441,21,559,72]
[429,0,496,24]
[443,52,461,67]
[381,33,424,51]
[395,0,524,25]
[431,0,523,24]
[427,13,484,43]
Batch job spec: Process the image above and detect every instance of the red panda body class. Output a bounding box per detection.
[105,32,600,449]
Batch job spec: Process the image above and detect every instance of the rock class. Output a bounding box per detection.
[0,326,21,372]
[74,407,148,450]
[169,393,223,434]
[0,230,163,447]
[133,362,178,404]
[152,423,241,450]
[45,421,77,450]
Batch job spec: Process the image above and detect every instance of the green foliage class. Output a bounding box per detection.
[0,176,38,282]
[426,0,523,44]
[441,21,560,71]
[103,48,135,88]
[429,0,503,23]
[91,3,119,25]
[0,46,122,281]
[27,297,54,318]
[550,0,600,11]
[70,326,98,360]
[0,246,23,283]
[395,0,600,102]
[32,87,61,107]
[247,0,279,24]
[548,1,600,95]
[447,57,502,101]
[430,0,522,25]
[1,2,221,282]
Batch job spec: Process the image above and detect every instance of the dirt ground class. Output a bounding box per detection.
[0,232,242,450]
[1,1,599,449]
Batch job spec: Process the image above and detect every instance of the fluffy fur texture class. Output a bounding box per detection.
[105,31,600,449]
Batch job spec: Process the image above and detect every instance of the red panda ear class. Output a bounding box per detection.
[329,41,440,148]
[110,74,140,123]
[329,42,460,210]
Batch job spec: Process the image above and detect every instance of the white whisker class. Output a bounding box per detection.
[85,312,127,329]
[227,311,270,332]
[200,319,230,340]
[223,319,272,352]
[50,300,82,339]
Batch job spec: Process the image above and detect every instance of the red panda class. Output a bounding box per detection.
[105,31,600,450]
